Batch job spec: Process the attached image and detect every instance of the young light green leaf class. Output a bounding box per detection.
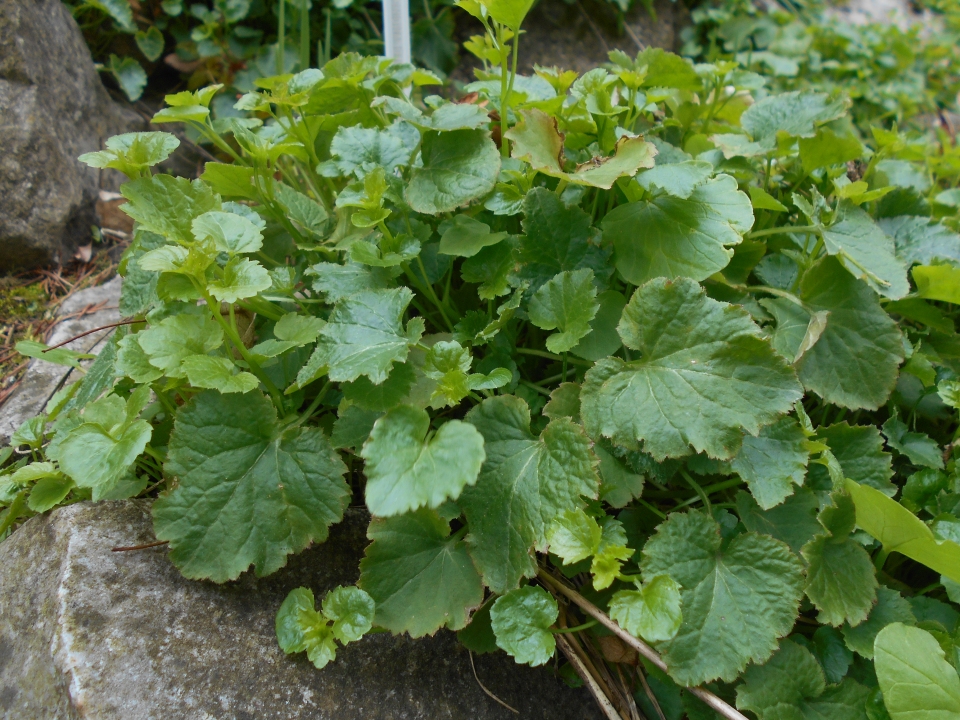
[361,405,485,516]
[15,340,93,369]
[875,623,960,720]
[79,132,180,177]
[609,574,682,643]
[250,313,326,358]
[116,334,162,383]
[438,215,508,258]
[422,340,509,407]
[845,479,960,584]
[181,355,259,394]
[796,257,904,410]
[802,491,878,627]
[731,415,810,510]
[298,288,424,386]
[546,508,601,564]
[27,475,74,513]
[636,160,714,199]
[358,508,484,637]
[580,277,802,461]
[275,587,338,669]
[405,129,500,215]
[527,268,600,353]
[798,128,863,173]
[137,313,223,378]
[106,55,147,101]
[121,174,221,244]
[191,210,264,254]
[307,261,394,302]
[603,174,754,286]
[481,0,535,28]
[740,91,847,141]
[460,396,599,593]
[56,392,152,491]
[329,121,419,177]
[841,586,916,658]
[913,264,960,304]
[642,510,805,685]
[490,586,558,667]
[154,390,350,582]
[208,257,272,303]
[321,585,376,644]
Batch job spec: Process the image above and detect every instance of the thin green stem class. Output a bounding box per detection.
[679,470,712,515]
[519,379,551,397]
[746,224,819,239]
[636,497,667,520]
[552,620,598,634]
[288,382,331,428]
[498,24,510,158]
[515,348,592,366]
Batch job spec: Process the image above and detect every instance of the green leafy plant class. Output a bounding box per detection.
[6,0,960,715]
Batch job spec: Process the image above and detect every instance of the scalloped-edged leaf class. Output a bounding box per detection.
[298,288,425,386]
[490,586,558,667]
[460,396,599,593]
[603,174,754,285]
[153,390,350,582]
[358,508,484,637]
[120,175,221,243]
[405,129,500,215]
[580,277,802,461]
[642,510,805,685]
[741,91,847,141]
[796,257,904,411]
[731,415,810,510]
[528,269,600,354]
[881,216,960,268]
[361,405,485,516]
[609,574,682,643]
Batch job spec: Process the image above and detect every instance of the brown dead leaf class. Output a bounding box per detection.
[597,635,637,666]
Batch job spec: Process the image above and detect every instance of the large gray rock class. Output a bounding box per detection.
[0,0,141,273]
[0,500,601,719]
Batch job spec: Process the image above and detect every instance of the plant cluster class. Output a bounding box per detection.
[5,0,960,716]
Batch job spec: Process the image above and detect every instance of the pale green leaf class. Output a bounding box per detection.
[208,257,272,303]
[546,508,601,564]
[361,405,485,516]
[321,586,376,644]
[137,313,223,378]
[27,475,74,512]
[609,574,682,643]
[799,128,863,173]
[913,265,960,304]
[79,132,179,176]
[636,160,714,199]
[121,175,221,244]
[875,623,960,720]
[298,288,424,386]
[181,355,259,394]
[191,210,263,254]
[438,215,508,258]
[741,91,847,141]
[880,216,960,268]
[490,586,557,667]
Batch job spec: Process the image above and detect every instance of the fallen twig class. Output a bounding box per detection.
[538,570,749,720]
[468,651,519,714]
[44,319,144,352]
[111,540,169,552]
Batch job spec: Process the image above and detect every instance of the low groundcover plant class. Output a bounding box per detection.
[4,0,960,717]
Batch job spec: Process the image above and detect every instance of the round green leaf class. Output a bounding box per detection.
[490,586,558,666]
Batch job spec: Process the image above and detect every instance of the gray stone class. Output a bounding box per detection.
[0,0,142,273]
[0,275,122,445]
[0,500,602,720]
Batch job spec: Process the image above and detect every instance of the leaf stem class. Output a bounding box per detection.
[551,619,598,634]
[746,224,819,239]
[515,347,592,367]
[680,469,712,515]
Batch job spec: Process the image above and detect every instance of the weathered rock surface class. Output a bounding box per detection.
[0,500,601,720]
[0,0,141,273]
[0,275,122,445]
